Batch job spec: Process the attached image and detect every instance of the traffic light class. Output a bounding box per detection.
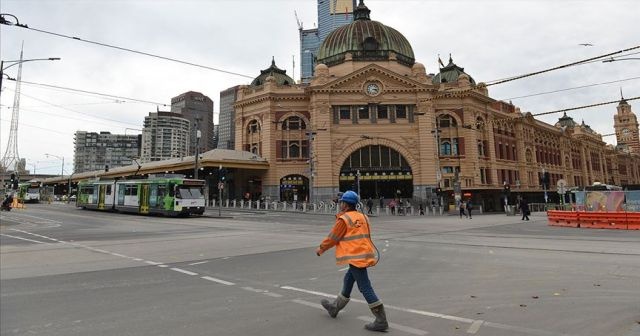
[218,167,227,182]
[10,173,19,190]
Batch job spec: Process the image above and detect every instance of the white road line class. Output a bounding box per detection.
[188,261,209,265]
[242,286,266,293]
[0,233,48,244]
[133,258,143,261]
[144,261,163,265]
[170,268,198,276]
[280,286,335,298]
[110,253,127,258]
[384,304,475,324]
[201,276,235,286]
[157,264,169,268]
[467,320,483,334]
[263,292,283,298]
[291,299,324,309]
[357,316,428,335]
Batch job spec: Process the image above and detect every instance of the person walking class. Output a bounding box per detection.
[519,197,530,221]
[366,197,374,215]
[316,190,388,332]
[459,201,467,218]
[466,199,473,219]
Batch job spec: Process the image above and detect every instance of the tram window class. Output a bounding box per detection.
[176,186,203,199]
[168,183,175,197]
[106,185,112,194]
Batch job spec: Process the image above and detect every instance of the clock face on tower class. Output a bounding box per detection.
[365,82,381,96]
[622,128,631,139]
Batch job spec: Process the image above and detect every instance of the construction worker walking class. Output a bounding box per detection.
[316,190,388,332]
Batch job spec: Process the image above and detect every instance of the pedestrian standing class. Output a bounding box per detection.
[367,197,374,215]
[316,191,388,332]
[466,199,473,219]
[459,201,466,218]
[519,197,530,221]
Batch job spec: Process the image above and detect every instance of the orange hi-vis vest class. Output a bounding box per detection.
[318,211,378,268]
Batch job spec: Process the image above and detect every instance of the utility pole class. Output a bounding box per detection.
[193,118,202,179]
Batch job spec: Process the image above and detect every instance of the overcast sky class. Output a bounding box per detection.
[1,0,639,175]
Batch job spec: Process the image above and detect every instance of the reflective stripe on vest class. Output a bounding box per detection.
[334,212,378,267]
[340,233,370,241]
[336,253,377,263]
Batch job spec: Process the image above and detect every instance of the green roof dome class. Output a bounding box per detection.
[251,58,294,87]
[316,0,415,67]
[432,55,476,85]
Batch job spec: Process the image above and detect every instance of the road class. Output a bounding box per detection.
[1,204,639,336]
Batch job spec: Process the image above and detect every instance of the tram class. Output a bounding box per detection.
[17,182,41,203]
[76,176,205,216]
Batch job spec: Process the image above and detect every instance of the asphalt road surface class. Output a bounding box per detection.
[1,204,639,336]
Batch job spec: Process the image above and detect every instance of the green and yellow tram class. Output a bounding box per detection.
[76,176,206,216]
[17,182,41,203]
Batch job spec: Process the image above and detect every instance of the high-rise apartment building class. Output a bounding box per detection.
[74,131,140,173]
[218,86,239,150]
[140,112,190,163]
[170,91,214,155]
[299,0,356,83]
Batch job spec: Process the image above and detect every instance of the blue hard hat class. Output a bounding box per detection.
[339,190,360,205]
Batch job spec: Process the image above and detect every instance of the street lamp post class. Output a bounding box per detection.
[194,118,202,180]
[1,57,60,100]
[45,153,65,197]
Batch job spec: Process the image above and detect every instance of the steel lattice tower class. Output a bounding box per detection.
[1,45,24,172]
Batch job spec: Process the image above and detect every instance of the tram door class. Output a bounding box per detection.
[98,185,106,210]
[139,184,150,214]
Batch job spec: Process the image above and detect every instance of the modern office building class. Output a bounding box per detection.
[170,91,214,155]
[218,85,239,150]
[299,0,356,83]
[74,131,140,173]
[140,112,190,163]
[234,1,640,207]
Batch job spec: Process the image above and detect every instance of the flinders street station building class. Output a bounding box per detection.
[233,1,640,209]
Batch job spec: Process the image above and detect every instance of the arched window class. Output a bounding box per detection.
[283,116,306,130]
[247,120,260,134]
[437,114,458,128]
[363,37,379,51]
[440,141,452,155]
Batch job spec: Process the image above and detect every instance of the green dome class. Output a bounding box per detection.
[432,55,476,85]
[251,58,294,87]
[316,0,415,67]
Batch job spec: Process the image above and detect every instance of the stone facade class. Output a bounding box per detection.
[232,2,640,209]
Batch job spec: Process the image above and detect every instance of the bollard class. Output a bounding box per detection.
[231,200,236,208]
[303,203,307,212]
[283,202,287,211]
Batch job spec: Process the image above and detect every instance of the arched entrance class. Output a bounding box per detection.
[280,175,309,202]
[339,145,413,199]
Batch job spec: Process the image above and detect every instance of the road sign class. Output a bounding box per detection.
[557,179,567,194]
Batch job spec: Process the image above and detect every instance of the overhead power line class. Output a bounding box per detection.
[503,76,640,100]
[422,45,640,102]
[0,16,254,79]
[7,78,168,106]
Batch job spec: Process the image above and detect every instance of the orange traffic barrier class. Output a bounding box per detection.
[547,210,579,227]
[547,210,640,230]
[11,198,26,209]
[626,213,640,230]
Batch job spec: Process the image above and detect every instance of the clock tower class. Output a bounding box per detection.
[613,96,640,153]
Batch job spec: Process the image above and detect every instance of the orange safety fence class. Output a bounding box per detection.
[547,210,640,230]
